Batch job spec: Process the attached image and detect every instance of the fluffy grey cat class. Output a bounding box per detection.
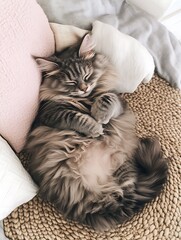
[25,34,168,231]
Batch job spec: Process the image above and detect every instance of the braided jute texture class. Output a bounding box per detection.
[4,75,181,240]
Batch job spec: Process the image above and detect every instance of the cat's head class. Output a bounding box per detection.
[36,34,106,97]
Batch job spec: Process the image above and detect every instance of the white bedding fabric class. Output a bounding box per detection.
[160,0,181,41]
[127,0,181,41]
[126,0,175,19]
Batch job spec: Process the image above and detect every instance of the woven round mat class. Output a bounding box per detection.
[4,75,181,240]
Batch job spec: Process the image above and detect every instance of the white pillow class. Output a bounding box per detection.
[51,21,155,93]
[0,136,37,220]
[91,21,155,93]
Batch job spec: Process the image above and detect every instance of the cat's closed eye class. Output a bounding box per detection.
[84,74,91,81]
[66,80,77,86]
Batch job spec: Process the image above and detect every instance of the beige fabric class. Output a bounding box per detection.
[50,23,88,52]
[4,76,181,239]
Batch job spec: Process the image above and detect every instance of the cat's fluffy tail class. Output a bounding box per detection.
[82,138,168,231]
[132,138,168,209]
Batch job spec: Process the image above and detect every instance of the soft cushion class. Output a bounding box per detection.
[92,21,155,92]
[0,0,54,152]
[50,23,88,52]
[0,136,38,220]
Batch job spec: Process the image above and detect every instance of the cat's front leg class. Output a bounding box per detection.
[39,101,103,138]
[71,111,104,138]
[91,93,124,124]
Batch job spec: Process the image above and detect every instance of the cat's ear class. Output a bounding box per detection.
[36,58,59,73]
[79,33,96,59]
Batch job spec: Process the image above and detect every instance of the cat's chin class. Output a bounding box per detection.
[79,91,92,97]
[71,90,92,98]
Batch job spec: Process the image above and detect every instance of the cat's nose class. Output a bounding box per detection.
[79,83,88,92]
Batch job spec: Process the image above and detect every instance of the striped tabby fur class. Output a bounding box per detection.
[25,34,168,231]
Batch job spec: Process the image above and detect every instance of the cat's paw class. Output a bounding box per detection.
[91,94,114,124]
[91,93,124,124]
[88,123,104,138]
[92,109,112,124]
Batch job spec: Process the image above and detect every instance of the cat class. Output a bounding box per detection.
[24,34,168,231]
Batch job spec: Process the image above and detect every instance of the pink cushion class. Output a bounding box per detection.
[0,0,54,152]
